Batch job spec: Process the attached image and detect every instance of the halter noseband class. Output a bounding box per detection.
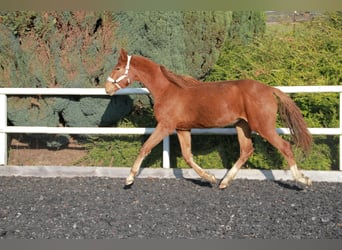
[107,55,132,89]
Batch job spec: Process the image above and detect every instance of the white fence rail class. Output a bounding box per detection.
[1,86,342,170]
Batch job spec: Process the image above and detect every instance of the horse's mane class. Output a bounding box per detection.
[160,65,201,89]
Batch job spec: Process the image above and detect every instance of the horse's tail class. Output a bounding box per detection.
[274,89,312,154]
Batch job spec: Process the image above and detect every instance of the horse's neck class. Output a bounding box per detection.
[133,56,170,98]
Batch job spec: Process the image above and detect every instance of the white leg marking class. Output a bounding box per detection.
[290,164,312,186]
[219,164,239,189]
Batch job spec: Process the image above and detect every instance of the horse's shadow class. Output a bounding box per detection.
[273,180,305,191]
[123,176,306,191]
[259,169,305,191]
[184,178,215,188]
[184,178,304,191]
[174,168,306,191]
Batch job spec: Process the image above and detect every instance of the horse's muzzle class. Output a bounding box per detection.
[105,82,116,96]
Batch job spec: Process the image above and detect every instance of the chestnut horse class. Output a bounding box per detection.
[105,49,312,189]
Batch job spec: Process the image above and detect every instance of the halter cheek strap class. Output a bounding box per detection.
[107,55,132,89]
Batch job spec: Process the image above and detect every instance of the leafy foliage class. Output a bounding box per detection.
[113,11,232,79]
[228,11,266,44]
[1,11,132,131]
[0,11,117,88]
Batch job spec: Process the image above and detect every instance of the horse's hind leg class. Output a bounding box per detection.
[258,129,312,186]
[219,120,254,189]
[176,129,217,184]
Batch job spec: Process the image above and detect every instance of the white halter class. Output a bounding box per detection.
[107,55,132,89]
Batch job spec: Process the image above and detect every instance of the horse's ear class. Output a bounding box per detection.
[119,48,128,60]
[160,65,167,74]
[160,65,175,83]
[160,66,170,79]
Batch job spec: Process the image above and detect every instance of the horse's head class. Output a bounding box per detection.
[105,48,133,96]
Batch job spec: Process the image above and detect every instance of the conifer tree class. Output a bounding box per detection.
[0,11,233,130]
[1,11,132,130]
[113,11,232,79]
[228,11,266,44]
[0,11,266,133]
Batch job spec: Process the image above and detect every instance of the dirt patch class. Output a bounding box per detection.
[7,135,87,166]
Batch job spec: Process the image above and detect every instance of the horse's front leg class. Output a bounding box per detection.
[176,129,217,184]
[125,124,173,187]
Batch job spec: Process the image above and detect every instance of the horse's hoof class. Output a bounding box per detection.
[305,177,312,186]
[124,182,134,189]
[206,172,217,184]
[297,175,312,186]
[218,180,229,189]
[218,183,228,189]
[125,177,134,186]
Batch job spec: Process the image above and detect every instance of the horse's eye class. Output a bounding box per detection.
[115,67,120,71]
